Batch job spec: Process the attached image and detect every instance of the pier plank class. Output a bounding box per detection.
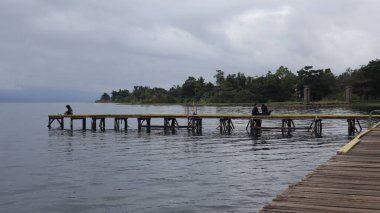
[260,126,380,213]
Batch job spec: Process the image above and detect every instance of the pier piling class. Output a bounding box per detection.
[114,118,128,131]
[164,118,179,134]
[250,119,262,137]
[219,118,234,134]
[281,119,295,137]
[138,117,151,133]
[188,117,202,134]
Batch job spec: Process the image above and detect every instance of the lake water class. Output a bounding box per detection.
[0,103,370,212]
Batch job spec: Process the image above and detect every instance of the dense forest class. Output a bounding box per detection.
[97,59,380,104]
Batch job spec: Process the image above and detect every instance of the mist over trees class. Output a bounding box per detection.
[98,59,380,103]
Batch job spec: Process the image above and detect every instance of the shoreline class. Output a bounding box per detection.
[95,100,380,108]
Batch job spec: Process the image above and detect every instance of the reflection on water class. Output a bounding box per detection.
[0,103,370,213]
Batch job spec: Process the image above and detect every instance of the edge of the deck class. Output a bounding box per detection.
[337,122,380,154]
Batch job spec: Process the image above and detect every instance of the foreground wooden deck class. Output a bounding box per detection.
[259,124,380,213]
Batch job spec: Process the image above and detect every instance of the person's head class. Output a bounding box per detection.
[66,105,71,109]
[254,103,257,106]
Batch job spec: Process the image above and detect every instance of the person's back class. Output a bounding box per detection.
[252,104,259,115]
[261,104,268,115]
[64,105,73,115]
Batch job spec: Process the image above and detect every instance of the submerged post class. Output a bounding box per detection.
[137,117,151,133]
[146,118,151,133]
[114,118,119,131]
[188,117,202,134]
[219,118,234,134]
[282,119,295,137]
[164,118,178,134]
[347,119,355,136]
[314,119,322,137]
[100,118,106,131]
[91,118,97,131]
[82,118,86,130]
[250,118,262,137]
[70,118,73,130]
[48,117,64,129]
[137,118,142,132]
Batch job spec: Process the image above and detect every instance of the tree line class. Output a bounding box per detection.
[97,59,380,104]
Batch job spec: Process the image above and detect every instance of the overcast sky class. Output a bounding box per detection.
[0,0,379,101]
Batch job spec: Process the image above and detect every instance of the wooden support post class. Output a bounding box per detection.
[347,119,356,136]
[82,118,86,130]
[48,118,64,129]
[138,117,151,133]
[60,118,64,130]
[114,118,119,131]
[137,118,142,132]
[314,119,322,137]
[70,118,73,130]
[170,118,176,134]
[164,118,169,132]
[282,119,295,137]
[189,117,202,134]
[99,118,105,131]
[197,118,202,134]
[250,119,254,136]
[91,118,96,131]
[124,118,128,132]
[114,118,128,132]
[146,118,151,133]
[220,118,234,134]
[356,119,362,133]
[67,117,87,131]
[164,118,177,134]
[103,118,106,131]
[48,118,53,129]
[250,119,262,137]
[219,119,224,134]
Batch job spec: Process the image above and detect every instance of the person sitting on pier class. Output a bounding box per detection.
[261,104,272,115]
[64,105,73,115]
[252,104,259,115]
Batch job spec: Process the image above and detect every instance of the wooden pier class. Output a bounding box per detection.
[259,123,380,212]
[48,113,380,137]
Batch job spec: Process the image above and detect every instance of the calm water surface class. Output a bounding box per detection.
[0,103,369,212]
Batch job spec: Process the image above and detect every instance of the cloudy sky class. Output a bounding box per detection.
[0,0,379,101]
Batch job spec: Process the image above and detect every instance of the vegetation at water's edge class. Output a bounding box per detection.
[97,59,380,105]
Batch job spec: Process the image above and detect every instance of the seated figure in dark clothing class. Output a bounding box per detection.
[261,104,272,115]
[64,105,73,115]
[251,104,259,115]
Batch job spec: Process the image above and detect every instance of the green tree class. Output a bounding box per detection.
[214,70,225,86]
[111,89,130,102]
[181,76,197,101]
[99,92,111,102]
[356,59,380,99]
[297,66,336,101]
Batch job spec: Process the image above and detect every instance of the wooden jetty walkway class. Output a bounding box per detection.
[259,122,380,213]
[48,113,380,137]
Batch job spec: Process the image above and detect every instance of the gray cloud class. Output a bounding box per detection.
[0,0,379,101]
